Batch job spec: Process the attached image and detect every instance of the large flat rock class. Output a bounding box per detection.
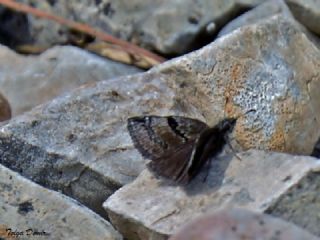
[104,150,320,239]
[0,164,122,240]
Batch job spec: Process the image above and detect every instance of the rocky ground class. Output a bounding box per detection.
[0,0,320,239]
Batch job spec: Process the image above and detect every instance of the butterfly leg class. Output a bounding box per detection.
[225,136,242,161]
[227,141,242,161]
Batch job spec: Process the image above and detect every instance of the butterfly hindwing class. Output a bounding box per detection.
[147,140,196,183]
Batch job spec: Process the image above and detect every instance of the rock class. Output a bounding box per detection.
[0,91,11,121]
[0,6,32,47]
[0,164,122,240]
[218,0,293,37]
[0,13,319,220]
[169,208,319,240]
[154,14,320,155]
[286,0,320,36]
[266,169,320,237]
[103,150,320,239]
[12,0,264,55]
[0,45,142,116]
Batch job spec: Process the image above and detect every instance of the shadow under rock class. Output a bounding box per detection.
[311,136,320,158]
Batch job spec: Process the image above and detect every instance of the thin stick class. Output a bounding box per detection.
[0,0,165,64]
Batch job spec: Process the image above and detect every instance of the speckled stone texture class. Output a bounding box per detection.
[0,164,122,240]
[153,14,320,154]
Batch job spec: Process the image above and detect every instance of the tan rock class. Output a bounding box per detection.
[154,14,320,154]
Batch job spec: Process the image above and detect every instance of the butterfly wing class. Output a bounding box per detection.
[147,140,196,183]
[127,115,209,182]
[186,118,237,180]
[127,115,208,160]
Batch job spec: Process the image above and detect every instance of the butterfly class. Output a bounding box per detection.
[127,115,237,184]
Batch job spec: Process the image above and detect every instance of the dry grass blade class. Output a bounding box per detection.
[0,0,166,68]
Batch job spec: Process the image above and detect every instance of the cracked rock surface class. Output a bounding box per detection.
[0,164,122,240]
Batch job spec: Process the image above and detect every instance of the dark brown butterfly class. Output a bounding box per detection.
[127,115,237,184]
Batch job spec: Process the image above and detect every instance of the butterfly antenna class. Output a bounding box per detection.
[227,109,256,161]
[235,109,256,119]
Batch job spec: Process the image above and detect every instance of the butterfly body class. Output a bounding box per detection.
[127,116,236,184]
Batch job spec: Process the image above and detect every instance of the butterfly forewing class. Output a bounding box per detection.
[127,115,208,160]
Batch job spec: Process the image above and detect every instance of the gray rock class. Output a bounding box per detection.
[153,14,320,155]
[169,208,319,240]
[0,13,319,220]
[0,45,142,116]
[14,0,264,55]
[218,0,293,37]
[0,164,122,240]
[103,150,320,239]
[286,0,320,36]
[266,169,320,237]
[0,72,172,218]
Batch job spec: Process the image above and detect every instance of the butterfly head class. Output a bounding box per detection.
[220,109,255,132]
[219,118,237,133]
